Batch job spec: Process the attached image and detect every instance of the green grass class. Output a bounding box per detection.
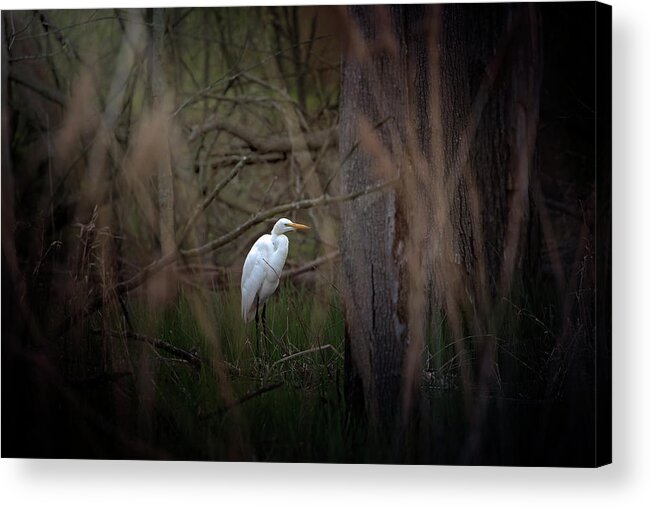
[80,271,584,463]
[110,282,362,462]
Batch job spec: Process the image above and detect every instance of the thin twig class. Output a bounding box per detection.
[177,157,247,245]
[172,34,334,117]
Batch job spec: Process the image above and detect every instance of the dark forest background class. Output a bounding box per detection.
[2,3,610,465]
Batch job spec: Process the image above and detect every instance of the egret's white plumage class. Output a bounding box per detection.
[241,218,309,323]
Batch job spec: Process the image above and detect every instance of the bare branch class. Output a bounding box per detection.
[225,381,284,411]
[188,114,337,152]
[201,381,284,420]
[197,152,287,169]
[38,12,83,63]
[8,70,67,106]
[281,250,339,279]
[270,344,343,371]
[177,156,247,245]
[105,329,202,370]
[114,178,396,295]
[182,177,398,258]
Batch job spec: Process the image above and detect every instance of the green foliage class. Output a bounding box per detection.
[113,282,357,461]
[97,270,567,463]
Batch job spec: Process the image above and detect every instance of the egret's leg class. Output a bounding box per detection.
[255,299,260,357]
[260,303,267,358]
[262,304,268,336]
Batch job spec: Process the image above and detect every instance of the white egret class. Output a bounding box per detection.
[241,218,310,353]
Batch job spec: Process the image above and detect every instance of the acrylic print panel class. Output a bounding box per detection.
[1,2,611,466]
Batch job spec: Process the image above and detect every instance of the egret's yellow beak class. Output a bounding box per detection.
[289,222,310,231]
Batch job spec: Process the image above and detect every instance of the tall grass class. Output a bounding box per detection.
[73,268,578,464]
[97,282,351,461]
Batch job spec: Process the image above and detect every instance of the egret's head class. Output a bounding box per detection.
[272,217,310,235]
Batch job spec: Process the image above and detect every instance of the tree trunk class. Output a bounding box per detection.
[339,4,542,448]
[149,8,176,257]
[339,6,410,437]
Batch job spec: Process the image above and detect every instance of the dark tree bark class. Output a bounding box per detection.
[339,4,542,447]
[339,6,409,437]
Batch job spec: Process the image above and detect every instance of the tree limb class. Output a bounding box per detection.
[180,177,397,258]
[105,329,202,370]
[200,381,284,420]
[114,178,395,295]
[177,156,247,245]
[55,179,390,340]
[188,115,337,152]
[225,381,283,411]
[197,152,287,169]
[281,250,339,279]
[8,69,67,106]
[270,344,343,372]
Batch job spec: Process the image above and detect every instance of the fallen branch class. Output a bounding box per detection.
[200,381,284,420]
[104,329,202,370]
[225,381,283,410]
[270,344,343,372]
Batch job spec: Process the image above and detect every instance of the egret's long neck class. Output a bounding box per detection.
[271,230,285,248]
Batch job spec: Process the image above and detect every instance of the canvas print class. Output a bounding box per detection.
[1,2,611,466]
